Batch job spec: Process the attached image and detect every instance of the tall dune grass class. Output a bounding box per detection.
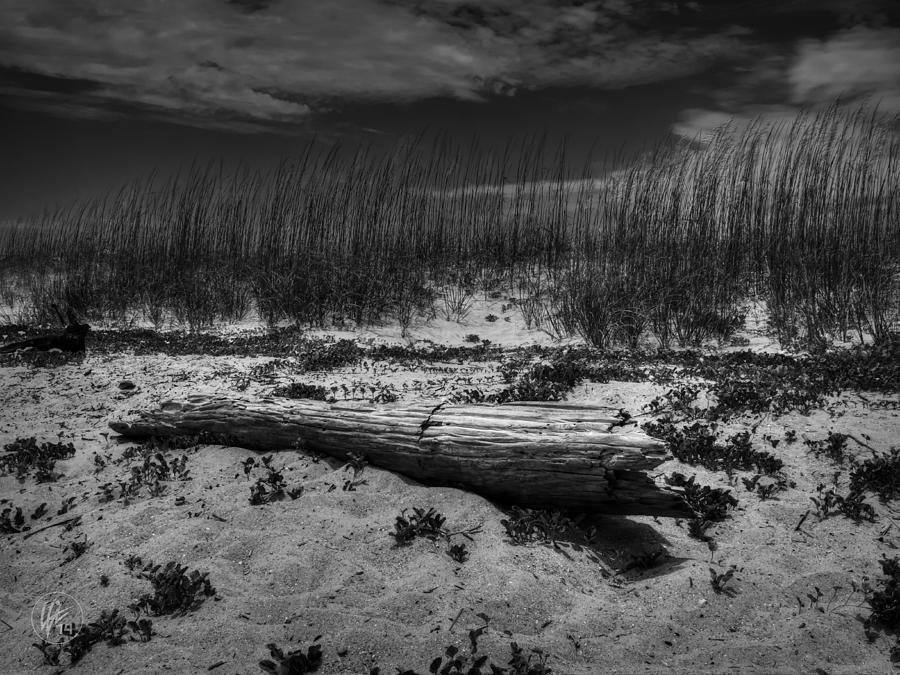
[0,104,897,349]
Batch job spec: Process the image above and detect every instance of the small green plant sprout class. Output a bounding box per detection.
[811,483,876,523]
[259,639,323,674]
[390,507,447,545]
[805,432,851,466]
[742,474,791,500]
[242,456,256,478]
[447,542,470,563]
[248,454,290,505]
[340,451,369,491]
[343,451,367,476]
[709,565,738,595]
[129,560,216,617]
[485,314,498,322]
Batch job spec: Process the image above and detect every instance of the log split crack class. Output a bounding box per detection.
[417,401,447,444]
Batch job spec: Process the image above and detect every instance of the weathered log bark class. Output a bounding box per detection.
[109,396,691,517]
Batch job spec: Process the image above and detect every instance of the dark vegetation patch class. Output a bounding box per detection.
[664,473,738,524]
[811,482,876,523]
[389,506,481,564]
[97,441,192,504]
[1,505,27,533]
[257,632,553,675]
[370,615,553,675]
[33,609,154,667]
[0,437,76,482]
[259,640,323,674]
[126,558,216,617]
[801,431,900,522]
[851,448,900,502]
[243,454,303,504]
[642,421,784,477]
[499,507,602,565]
[272,382,329,400]
[864,556,900,661]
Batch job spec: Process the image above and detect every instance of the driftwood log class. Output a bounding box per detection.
[110,396,692,517]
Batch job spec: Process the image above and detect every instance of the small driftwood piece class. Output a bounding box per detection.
[0,305,90,354]
[110,396,692,517]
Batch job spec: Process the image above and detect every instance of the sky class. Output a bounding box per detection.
[1,0,899,220]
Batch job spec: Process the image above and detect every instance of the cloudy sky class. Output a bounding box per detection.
[1,0,899,218]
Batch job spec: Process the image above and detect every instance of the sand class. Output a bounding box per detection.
[1,310,899,674]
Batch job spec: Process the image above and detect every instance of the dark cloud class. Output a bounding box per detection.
[0,0,898,134]
[226,0,275,13]
[0,66,101,95]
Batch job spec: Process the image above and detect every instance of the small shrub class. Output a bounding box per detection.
[248,455,288,505]
[391,507,447,545]
[709,565,738,595]
[805,432,851,466]
[811,483,876,523]
[851,448,900,501]
[665,473,737,522]
[500,507,582,548]
[865,556,900,638]
[129,560,216,617]
[447,543,470,563]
